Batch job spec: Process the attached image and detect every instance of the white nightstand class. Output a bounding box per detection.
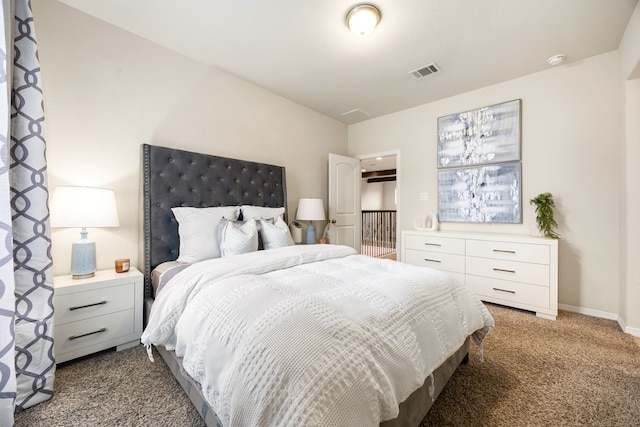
[53,267,143,363]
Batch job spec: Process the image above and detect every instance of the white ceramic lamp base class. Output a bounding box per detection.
[71,229,96,279]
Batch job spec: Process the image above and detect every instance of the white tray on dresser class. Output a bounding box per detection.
[401,230,558,320]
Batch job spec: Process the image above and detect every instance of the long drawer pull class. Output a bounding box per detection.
[69,328,107,341]
[493,268,516,274]
[69,301,107,311]
[493,249,516,254]
[424,258,442,263]
[493,287,516,294]
[424,243,442,247]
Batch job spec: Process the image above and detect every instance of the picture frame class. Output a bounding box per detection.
[438,99,521,169]
[438,162,522,223]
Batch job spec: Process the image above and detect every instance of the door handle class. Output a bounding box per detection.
[331,219,336,224]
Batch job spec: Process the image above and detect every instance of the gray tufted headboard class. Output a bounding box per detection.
[141,143,288,299]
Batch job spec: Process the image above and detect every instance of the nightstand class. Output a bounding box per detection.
[53,267,143,363]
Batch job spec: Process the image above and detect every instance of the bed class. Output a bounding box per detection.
[140,143,493,426]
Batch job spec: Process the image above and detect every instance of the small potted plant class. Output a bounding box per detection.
[529,192,560,239]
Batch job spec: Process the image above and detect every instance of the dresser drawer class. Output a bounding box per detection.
[54,283,134,326]
[466,256,550,287]
[466,239,550,264]
[405,249,465,273]
[54,309,134,356]
[466,275,550,309]
[404,234,465,255]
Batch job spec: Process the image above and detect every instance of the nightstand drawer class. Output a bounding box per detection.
[466,256,550,287]
[404,234,465,255]
[54,309,135,356]
[54,283,134,326]
[404,249,465,273]
[466,239,550,264]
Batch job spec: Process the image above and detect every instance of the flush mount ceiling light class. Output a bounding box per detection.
[547,54,565,66]
[346,4,381,37]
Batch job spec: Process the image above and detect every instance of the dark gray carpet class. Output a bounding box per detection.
[15,304,640,426]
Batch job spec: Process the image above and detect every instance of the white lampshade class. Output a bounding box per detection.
[50,186,119,279]
[50,186,120,228]
[296,198,326,221]
[346,4,381,37]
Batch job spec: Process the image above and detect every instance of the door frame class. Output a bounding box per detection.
[357,149,401,260]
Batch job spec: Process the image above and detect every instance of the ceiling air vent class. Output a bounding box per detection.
[341,108,370,121]
[409,63,441,80]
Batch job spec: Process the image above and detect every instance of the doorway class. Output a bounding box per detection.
[359,152,399,260]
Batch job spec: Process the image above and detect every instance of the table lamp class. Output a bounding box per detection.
[295,198,325,244]
[50,186,120,279]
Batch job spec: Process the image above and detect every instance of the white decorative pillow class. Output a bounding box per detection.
[241,205,285,221]
[219,218,259,257]
[260,217,294,250]
[171,206,239,263]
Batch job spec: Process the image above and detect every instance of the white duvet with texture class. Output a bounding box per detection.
[142,244,493,426]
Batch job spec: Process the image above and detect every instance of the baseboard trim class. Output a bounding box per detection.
[559,304,640,337]
[617,316,640,338]
[558,304,617,320]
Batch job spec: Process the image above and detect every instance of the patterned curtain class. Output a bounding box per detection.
[1,0,54,424]
[0,6,18,424]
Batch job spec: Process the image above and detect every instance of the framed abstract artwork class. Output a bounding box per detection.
[438,99,521,169]
[438,162,522,223]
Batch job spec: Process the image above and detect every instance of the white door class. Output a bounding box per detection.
[328,153,361,252]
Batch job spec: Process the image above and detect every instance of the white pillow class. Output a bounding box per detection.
[241,205,285,221]
[172,206,239,263]
[219,218,259,257]
[260,217,294,249]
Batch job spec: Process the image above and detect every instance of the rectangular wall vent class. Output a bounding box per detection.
[409,63,441,80]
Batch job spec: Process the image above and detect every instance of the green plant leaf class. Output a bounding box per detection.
[529,192,560,239]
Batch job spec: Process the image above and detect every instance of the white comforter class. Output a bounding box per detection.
[142,244,493,427]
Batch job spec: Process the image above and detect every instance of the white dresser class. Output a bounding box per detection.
[401,230,558,320]
[53,267,143,363]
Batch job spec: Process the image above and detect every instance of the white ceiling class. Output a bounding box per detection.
[57,0,638,123]
[361,155,396,174]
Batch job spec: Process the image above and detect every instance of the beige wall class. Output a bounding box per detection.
[361,181,396,211]
[349,52,623,318]
[33,0,347,276]
[619,1,640,334]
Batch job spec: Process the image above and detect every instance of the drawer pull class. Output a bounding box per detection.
[493,249,516,254]
[69,328,107,341]
[493,268,516,274]
[69,301,107,311]
[424,243,442,247]
[424,258,442,263]
[492,287,516,294]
